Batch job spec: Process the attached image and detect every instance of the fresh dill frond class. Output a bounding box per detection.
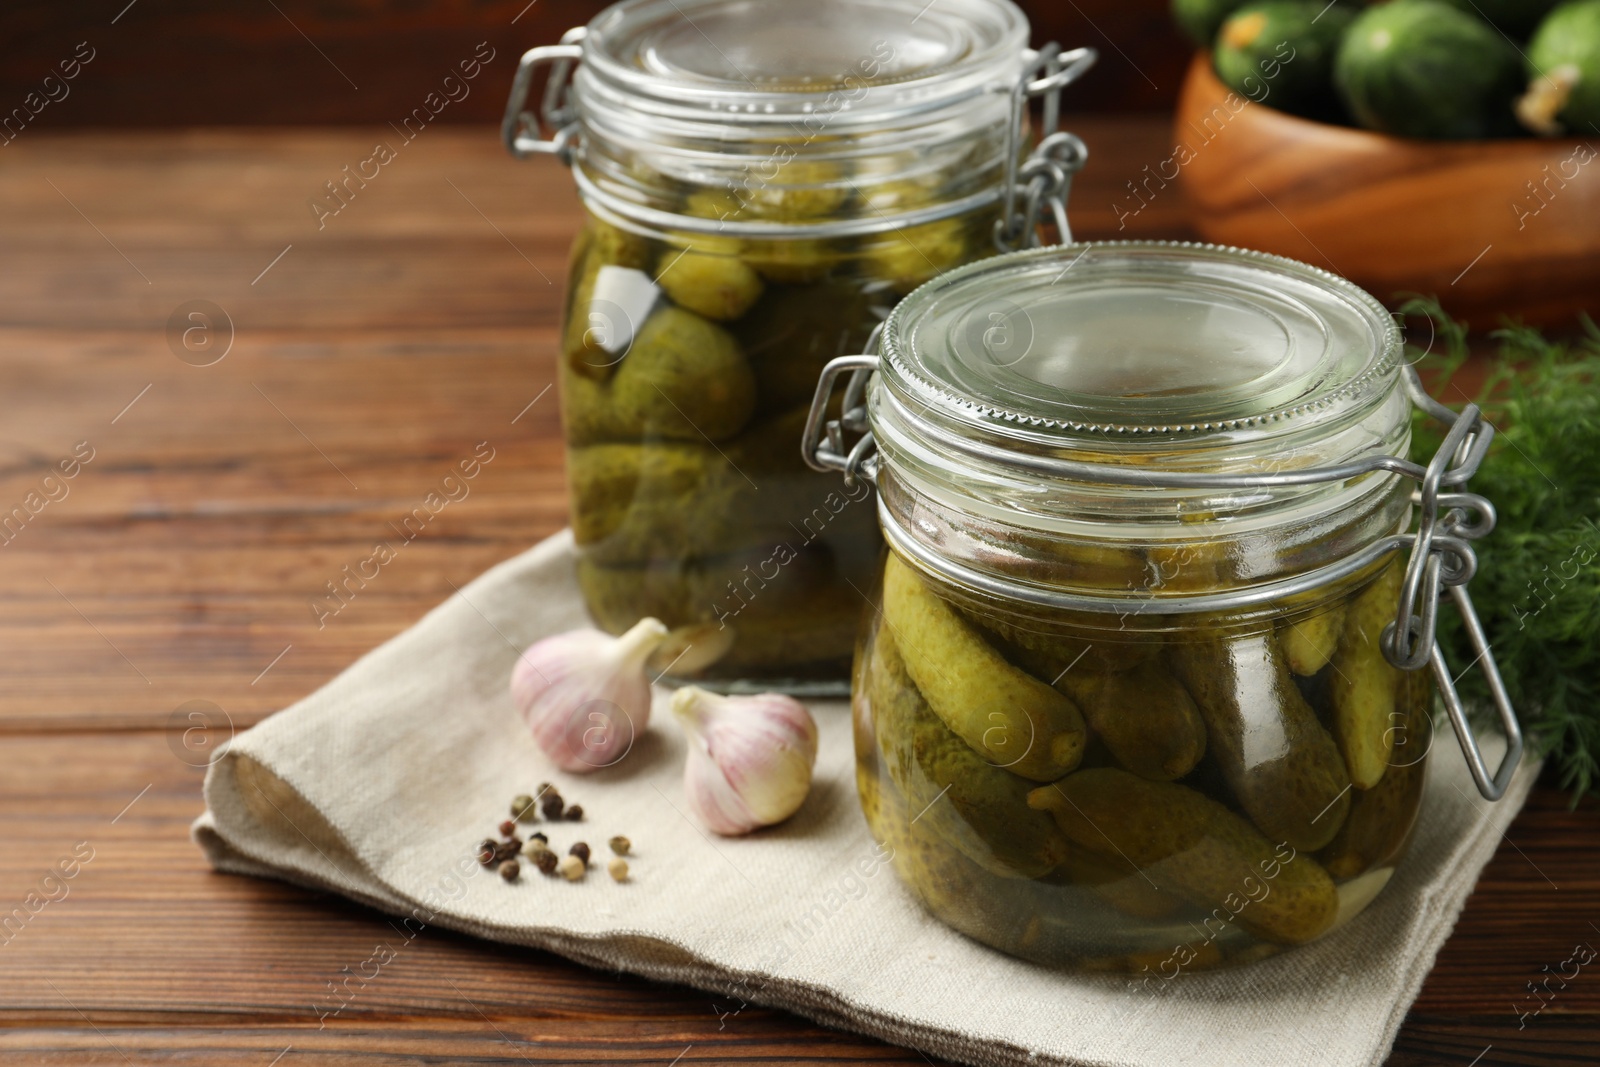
[1404,298,1600,801]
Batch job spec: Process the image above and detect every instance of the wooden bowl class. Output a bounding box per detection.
[1174,55,1600,326]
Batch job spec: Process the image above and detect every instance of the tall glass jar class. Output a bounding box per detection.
[504,0,1094,691]
[804,242,1522,971]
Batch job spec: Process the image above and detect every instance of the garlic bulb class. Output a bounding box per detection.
[510,618,668,772]
[670,686,818,836]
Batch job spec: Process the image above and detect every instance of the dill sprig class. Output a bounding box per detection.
[1404,297,1600,801]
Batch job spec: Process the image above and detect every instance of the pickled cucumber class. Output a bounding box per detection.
[577,545,831,633]
[744,160,850,220]
[716,580,867,673]
[569,441,803,564]
[888,793,1059,961]
[561,237,615,382]
[1053,662,1207,781]
[679,178,845,283]
[655,248,763,321]
[979,535,1154,601]
[1321,668,1431,878]
[591,216,652,270]
[560,174,1001,684]
[857,177,944,215]
[568,422,857,564]
[610,306,757,442]
[562,368,628,445]
[684,162,851,223]
[1146,536,1228,593]
[1282,602,1347,677]
[1169,632,1352,851]
[968,593,1157,674]
[742,237,842,284]
[867,629,1071,878]
[577,547,864,677]
[681,187,747,226]
[568,442,722,558]
[732,283,878,414]
[864,217,970,294]
[1028,768,1340,945]
[1051,847,1185,921]
[881,553,1087,782]
[721,405,825,475]
[1329,560,1404,790]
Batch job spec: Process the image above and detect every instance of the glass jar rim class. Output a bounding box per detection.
[876,240,1403,450]
[859,240,1416,613]
[575,0,1029,125]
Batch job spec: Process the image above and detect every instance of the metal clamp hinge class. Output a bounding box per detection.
[802,334,880,490]
[502,28,585,162]
[995,45,1097,251]
[1380,377,1522,800]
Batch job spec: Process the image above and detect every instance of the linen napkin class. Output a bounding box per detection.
[194,530,1538,1067]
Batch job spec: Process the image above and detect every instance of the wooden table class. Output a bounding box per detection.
[0,119,1594,1066]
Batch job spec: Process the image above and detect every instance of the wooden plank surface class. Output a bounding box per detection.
[0,121,1595,1067]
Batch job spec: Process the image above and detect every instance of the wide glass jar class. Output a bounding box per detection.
[804,242,1521,971]
[504,0,1094,690]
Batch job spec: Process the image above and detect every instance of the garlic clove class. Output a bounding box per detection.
[647,622,736,678]
[510,617,669,773]
[670,686,818,836]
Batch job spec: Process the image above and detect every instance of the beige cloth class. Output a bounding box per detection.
[194,531,1537,1067]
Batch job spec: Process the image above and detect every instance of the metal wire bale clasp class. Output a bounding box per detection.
[995,45,1097,251]
[502,27,586,162]
[800,337,880,490]
[1382,371,1523,801]
[803,356,1524,801]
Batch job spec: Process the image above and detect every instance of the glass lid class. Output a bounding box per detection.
[880,241,1401,446]
[579,0,1027,120]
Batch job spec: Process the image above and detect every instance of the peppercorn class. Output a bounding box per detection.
[498,819,517,839]
[541,794,565,820]
[520,838,550,860]
[537,782,556,797]
[499,859,520,882]
[557,854,585,881]
[569,841,591,866]
[607,858,629,882]
[511,794,537,822]
[532,849,558,875]
[565,804,584,821]
[608,835,631,856]
[529,831,548,844]
[494,839,521,863]
[477,838,498,866]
